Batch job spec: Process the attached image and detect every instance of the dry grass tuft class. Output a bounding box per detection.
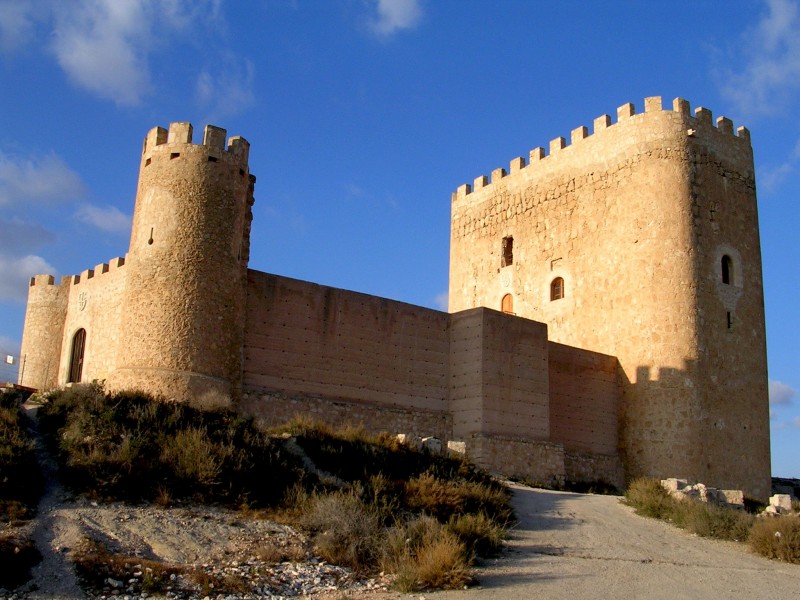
[303,491,384,570]
[383,515,471,592]
[748,515,800,563]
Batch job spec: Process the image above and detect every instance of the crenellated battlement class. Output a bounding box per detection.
[454,96,751,198]
[28,257,126,288]
[141,122,249,165]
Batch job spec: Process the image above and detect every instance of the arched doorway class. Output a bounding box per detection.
[501,293,513,314]
[68,328,86,383]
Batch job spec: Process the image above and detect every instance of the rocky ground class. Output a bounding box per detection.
[2,492,395,600]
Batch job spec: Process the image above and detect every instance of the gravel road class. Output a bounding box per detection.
[432,483,800,600]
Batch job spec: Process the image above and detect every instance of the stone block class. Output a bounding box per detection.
[422,436,442,454]
[447,440,466,456]
[770,494,793,511]
[719,489,744,508]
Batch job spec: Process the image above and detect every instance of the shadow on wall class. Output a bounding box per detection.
[618,359,770,500]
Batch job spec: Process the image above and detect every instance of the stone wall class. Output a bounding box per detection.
[449,308,549,440]
[240,389,451,441]
[58,259,127,385]
[243,271,450,413]
[448,96,769,499]
[467,433,566,488]
[548,342,618,456]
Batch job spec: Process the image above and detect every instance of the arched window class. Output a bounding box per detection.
[721,255,733,285]
[550,277,565,301]
[501,293,513,314]
[68,328,86,383]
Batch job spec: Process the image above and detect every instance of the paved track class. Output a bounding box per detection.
[433,483,800,600]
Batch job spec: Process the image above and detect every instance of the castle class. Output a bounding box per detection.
[18,97,771,499]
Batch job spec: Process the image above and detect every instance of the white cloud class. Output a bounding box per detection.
[368,0,422,37]
[0,0,39,54]
[74,203,132,234]
[51,0,153,106]
[794,416,800,429]
[195,54,256,119]
[720,0,800,115]
[434,291,448,311]
[49,0,224,107]
[0,152,85,207]
[0,254,56,303]
[769,379,797,405]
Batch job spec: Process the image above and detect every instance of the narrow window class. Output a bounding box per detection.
[501,236,513,267]
[727,311,732,329]
[550,277,564,301]
[68,328,86,383]
[501,294,513,314]
[721,255,733,284]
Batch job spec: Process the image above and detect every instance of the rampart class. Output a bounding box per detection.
[17,103,768,497]
[239,270,623,487]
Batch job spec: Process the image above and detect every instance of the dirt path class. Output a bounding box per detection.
[432,483,800,599]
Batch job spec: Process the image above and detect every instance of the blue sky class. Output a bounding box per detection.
[0,0,797,477]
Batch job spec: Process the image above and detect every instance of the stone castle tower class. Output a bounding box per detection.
[107,123,256,401]
[18,124,255,403]
[448,96,770,496]
[17,97,771,499]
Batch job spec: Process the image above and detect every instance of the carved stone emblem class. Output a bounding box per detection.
[78,292,87,311]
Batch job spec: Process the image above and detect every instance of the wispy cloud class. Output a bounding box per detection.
[434,291,448,311]
[367,0,423,37]
[196,54,256,119]
[0,152,85,207]
[770,379,797,405]
[719,0,800,116]
[49,0,226,107]
[0,254,56,303]
[74,204,132,234]
[51,0,154,106]
[0,0,39,55]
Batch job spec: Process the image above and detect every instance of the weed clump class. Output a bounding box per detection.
[748,515,800,563]
[625,478,754,541]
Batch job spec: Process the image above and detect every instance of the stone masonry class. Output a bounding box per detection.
[18,97,771,499]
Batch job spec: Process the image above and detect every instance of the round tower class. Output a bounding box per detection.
[109,123,255,403]
[18,274,69,390]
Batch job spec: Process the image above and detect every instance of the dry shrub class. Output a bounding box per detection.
[383,516,471,592]
[405,472,511,524]
[748,516,800,563]
[404,473,464,519]
[671,500,753,541]
[624,477,673,519]
[446,512,507,557]
[160,427,229,484]
[303,492,384,570]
